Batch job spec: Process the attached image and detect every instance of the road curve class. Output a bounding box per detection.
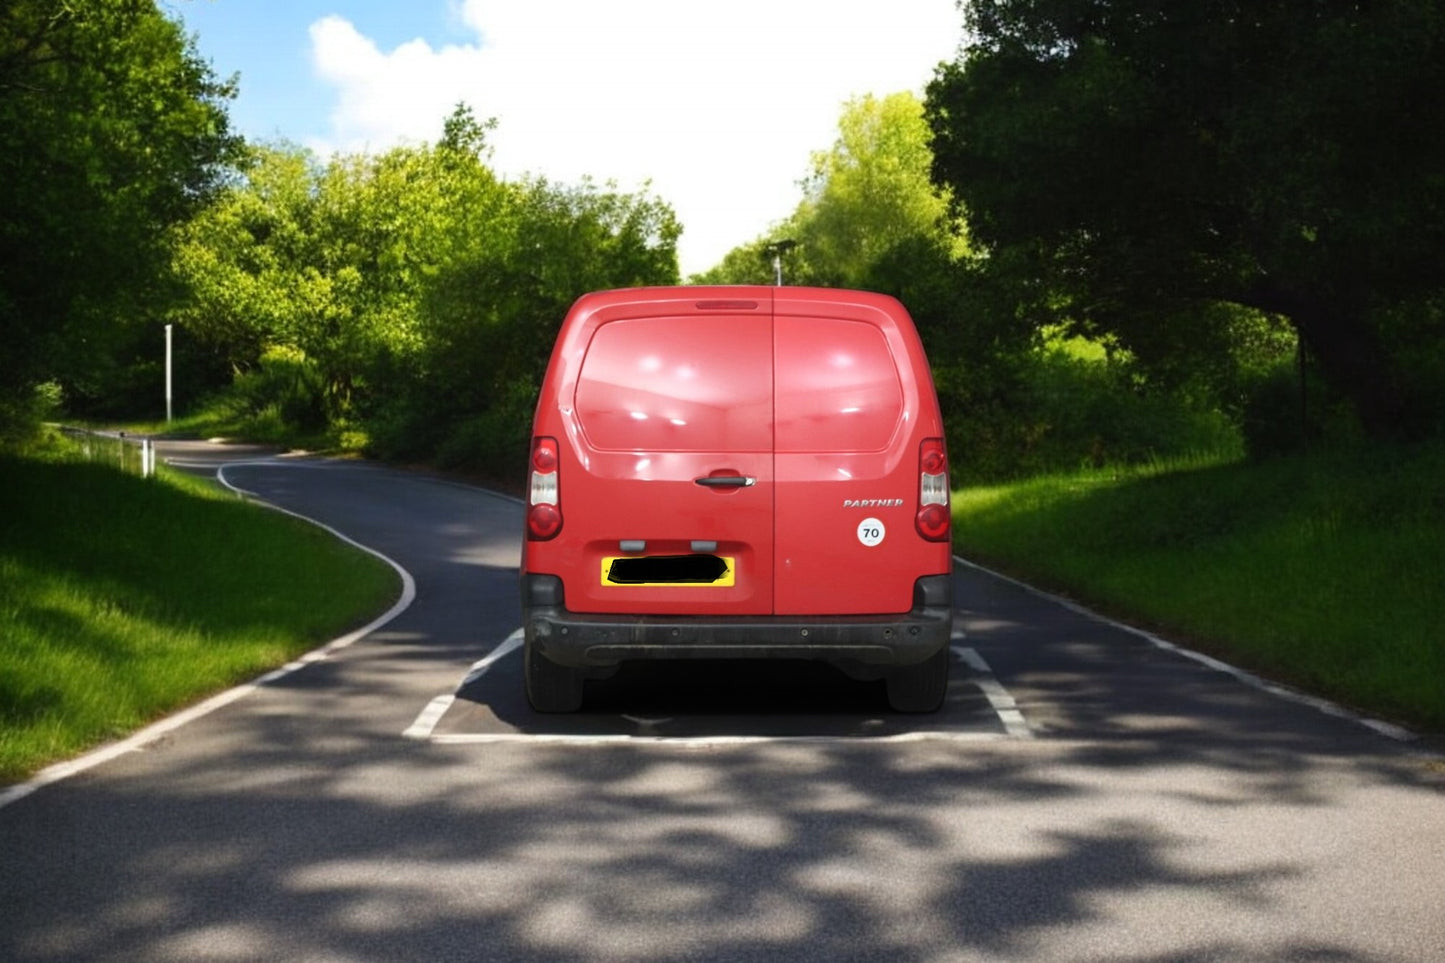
[1,441,1440,963]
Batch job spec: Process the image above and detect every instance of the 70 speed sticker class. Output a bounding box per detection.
[856,517,886,547]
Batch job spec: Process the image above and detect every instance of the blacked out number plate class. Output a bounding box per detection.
[602,555,736,587]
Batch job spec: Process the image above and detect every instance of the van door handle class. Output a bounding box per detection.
[694,475,756,488]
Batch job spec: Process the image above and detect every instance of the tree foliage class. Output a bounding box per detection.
[793,93,964,289]
[701,93,966,289]
[927,0,1445,439]
[171,105,680,473]
[0,0,239,428]
[703,87,1270,478]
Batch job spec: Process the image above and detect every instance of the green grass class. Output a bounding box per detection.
[952,445,1445,732]
[0,447,400,783]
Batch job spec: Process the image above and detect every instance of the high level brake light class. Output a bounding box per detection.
[916,437,950,542]
[528,436,562,540]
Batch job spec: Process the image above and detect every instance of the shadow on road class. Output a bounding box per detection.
[4,451,1438,962]
[445,650,1011,741]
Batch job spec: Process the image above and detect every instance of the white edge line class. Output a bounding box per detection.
[166,455,529,511]
[0,459,418,811]
[952,554,1418,743]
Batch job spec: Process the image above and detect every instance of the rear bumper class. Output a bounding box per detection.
[521,572,953,669]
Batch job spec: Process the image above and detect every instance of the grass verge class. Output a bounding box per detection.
[0,446,400,784]
[952,445,1445,733]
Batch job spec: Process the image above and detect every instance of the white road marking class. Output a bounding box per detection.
[954,645,1034,739]
[427,730,1014,747]
[953,554,1418,742]
[461,629,523,685]
[403,630,1034,745]
[403,631,524,740]
[403,696,456,741]
[0,458,419,812]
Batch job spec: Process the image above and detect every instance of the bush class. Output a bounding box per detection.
[229,348,327,435]
[0,382,62,449]
[432,379,537,482]
[944,346,1241,483]
[1239,358,1361,461]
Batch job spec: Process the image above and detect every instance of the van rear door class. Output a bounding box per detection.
[773,291,937,616]
[564,296,775,616]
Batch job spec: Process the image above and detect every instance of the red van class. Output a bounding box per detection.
[520,286,953,712]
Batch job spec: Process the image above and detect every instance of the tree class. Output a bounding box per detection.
[171,144,318,372]
[0,0,239,426]
[701,93,967,287]
[927,0,1445,439]
[171,104,681,472]
[793,92,963,289]
[401,171,681,469]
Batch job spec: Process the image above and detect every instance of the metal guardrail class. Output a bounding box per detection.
[58,426,158,478]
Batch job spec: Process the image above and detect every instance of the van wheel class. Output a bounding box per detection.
[525,638,584,712]
[886,646,950,713]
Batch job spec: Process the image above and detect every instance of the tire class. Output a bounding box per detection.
[524,636,585,712]
[885,645,950,713]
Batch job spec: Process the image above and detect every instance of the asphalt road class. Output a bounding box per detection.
[2,442,1441,962]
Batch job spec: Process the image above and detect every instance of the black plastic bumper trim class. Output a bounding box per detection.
[520,573,953,669]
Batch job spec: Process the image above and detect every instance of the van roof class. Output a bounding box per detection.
[564,285,909,316]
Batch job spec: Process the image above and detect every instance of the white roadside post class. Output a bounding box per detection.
[165,323,173,424]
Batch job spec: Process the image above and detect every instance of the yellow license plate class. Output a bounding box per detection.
[601,555,736,587]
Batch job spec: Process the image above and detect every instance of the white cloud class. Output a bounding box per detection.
[308,16,488,152]
[309,1,963,275]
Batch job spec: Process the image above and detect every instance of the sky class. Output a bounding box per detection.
[166,0,966,276]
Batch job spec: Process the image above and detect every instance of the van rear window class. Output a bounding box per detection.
[776,318,903,452]
[575,315,773,452]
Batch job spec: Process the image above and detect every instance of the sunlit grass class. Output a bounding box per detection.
[952,445,1445,731]
[0,449,399,782]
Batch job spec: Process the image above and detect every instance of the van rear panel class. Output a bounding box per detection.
[533,299,776,616]
[770,294,949,615]
[557,449,775,615]
[524,285,951,651]
[573,313,773,454]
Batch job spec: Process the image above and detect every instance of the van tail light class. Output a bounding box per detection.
[916,437,951,542]
[528,436,562,540]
